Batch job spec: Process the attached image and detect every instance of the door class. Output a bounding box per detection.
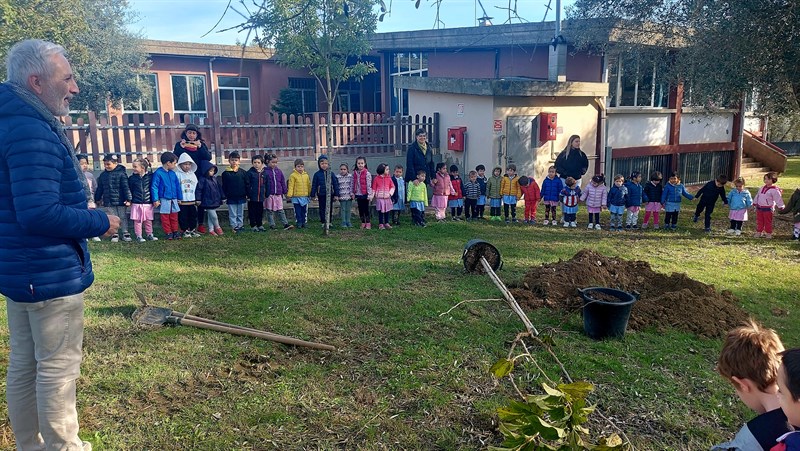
[506,116,537,177]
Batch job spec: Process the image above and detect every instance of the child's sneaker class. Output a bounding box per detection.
[91,236,101,241]
[379,224,386,230]
[704,228,712,233]
[563,222,570,228]
[543,219,549,225]
[735,229,742,236]
[587,223,594,230]
[726,228,735,234]
[505,218,511,224]
[173,231,182,240]
[136,236,146,242]
[641,223,648,229]
[692,215,699,223]
[215,227,224,235]
[753,232,762,238]
[197,224,207,234]
[110,234,119,242]
[191,230,201,237]
[208,230,218,236]
[183,230,193,238]
[146,234,158,241]
[251,226,260,232]
[764,233,772,239]
[122,233,132,242]
[653,224,660,229]
[365,223,371,229]
[530,219,536,225]
[570,221,577,228]
[385,223,393,229]
[283,224,294,230]
[512,218,519,223]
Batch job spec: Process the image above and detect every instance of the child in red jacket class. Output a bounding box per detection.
[519,176,541,224]
[448,165,464,221]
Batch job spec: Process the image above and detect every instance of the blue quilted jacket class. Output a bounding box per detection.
[0,83,110,302]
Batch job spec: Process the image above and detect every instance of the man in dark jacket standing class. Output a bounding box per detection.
[0,40,120,450]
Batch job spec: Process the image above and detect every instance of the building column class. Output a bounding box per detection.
[668,82,683,173]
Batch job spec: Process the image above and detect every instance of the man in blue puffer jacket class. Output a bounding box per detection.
[0,40,120,450]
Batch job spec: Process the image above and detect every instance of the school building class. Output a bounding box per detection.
[75,20,786,185]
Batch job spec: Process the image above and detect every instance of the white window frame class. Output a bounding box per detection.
[218,76,251,120]
[171,74,207,124]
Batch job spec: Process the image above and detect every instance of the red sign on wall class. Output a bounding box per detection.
[493,119,503,132]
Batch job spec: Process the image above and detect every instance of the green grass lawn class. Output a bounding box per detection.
[1,159,799,450]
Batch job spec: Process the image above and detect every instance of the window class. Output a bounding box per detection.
[288,78,318,113]
[123,74,159,124]
[171,74,207,123]
[335,80,361,112]
[218,76,251,120]
[389,52,428,115]
[608,56,669,108]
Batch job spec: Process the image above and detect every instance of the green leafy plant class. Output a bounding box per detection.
[490,357,627,450]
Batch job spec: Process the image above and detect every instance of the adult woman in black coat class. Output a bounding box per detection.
[174,123,212,232]
[405,128,434,185]
[555,134,589,188]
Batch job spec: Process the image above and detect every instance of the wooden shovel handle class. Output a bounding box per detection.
[172,312,284,337]
[173,317,336,352]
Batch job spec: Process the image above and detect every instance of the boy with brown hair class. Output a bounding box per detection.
[774,349,800,450]
[712,321,791,451]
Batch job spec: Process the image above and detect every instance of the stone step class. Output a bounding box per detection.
[741,157,755,164]
[741,162,763,169]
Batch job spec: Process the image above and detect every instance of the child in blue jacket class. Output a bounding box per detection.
[624,171,644,229]
[151,152,182,240]
[607,175,629,231]
[541,166,564,226]
[661,172,694,230]
[726,177,753,236]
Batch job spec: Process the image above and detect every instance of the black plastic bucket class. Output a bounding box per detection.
[462,239,503,274]
[579,287,639,340]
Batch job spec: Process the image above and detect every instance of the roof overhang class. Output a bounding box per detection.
[394,77,608,97]
[143,40,277,61]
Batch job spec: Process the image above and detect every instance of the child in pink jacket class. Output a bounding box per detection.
[753,172,785,238]
[431,162,454,222]
[580,174,608,230]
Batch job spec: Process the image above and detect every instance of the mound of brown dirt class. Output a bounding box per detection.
[510,249,749,338]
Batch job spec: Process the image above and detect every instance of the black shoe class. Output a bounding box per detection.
[692,215,699,223]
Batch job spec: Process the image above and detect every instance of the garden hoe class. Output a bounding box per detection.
[133,291,335,352]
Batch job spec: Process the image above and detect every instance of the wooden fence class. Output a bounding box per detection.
[65,111,439,168]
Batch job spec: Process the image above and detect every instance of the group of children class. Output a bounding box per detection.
[80,149,798,240]
[714,321,800,450]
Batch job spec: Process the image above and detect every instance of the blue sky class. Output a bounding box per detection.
[127,0,573,45]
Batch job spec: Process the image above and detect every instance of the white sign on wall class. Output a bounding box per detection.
[457,103,464,117]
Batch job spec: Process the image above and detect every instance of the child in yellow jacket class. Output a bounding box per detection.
[288,158,311,228]
[500,164,521,223]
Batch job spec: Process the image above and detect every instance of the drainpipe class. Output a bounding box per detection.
[597,53,608,176]
[208,57,222,162]
[208,57,218,121]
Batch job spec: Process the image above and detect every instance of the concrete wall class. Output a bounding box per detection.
[680,112,734,144]
[425,47,603,82]
[607,112,671,148]
[407,91,494,175]
[494,96,600,185]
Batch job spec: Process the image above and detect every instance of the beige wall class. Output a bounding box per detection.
[407,91,494,174]
[493,96,600,185]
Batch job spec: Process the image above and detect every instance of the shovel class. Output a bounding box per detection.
[132,305,336,352]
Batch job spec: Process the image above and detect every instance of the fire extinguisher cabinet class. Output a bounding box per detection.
[447,127,467,151]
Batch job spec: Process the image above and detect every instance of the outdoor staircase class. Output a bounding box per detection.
[739,156,773,180]
[741,131,788,181]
